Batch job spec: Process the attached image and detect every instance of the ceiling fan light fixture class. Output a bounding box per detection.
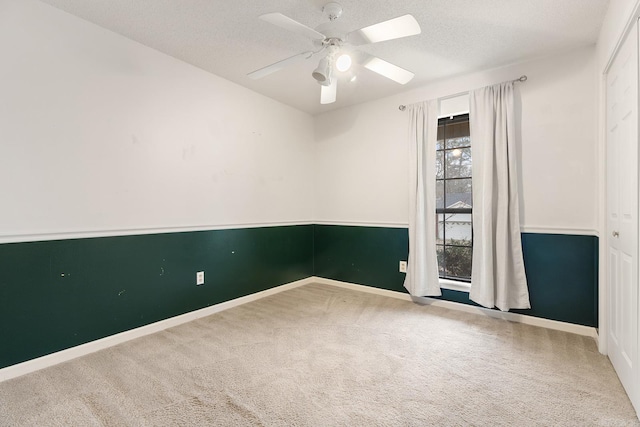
[320,76,333,86]
[364,57,414,84]
[336,54,352,72]
[312,56,332,83]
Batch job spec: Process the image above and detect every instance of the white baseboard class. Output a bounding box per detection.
[0,275,598,382]
[313,277,599,340]
[0,277,313,382]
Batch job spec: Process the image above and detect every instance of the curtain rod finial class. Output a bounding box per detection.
[399,105,406,111]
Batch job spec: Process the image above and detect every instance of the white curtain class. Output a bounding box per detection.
[469,82,530,311]
[404,100,441,297]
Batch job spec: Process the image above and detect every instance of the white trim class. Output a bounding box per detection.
[1,222,599,245]
[437,110,470,119]
[0,221,314,244]
[603,0,640,74]
[313,221,409,228]
[598,69,608,355]
[314,277,599,340]
[519,226,598,236]
[439,278,471,292]
[313,222,598,236]
[0,277,313,382]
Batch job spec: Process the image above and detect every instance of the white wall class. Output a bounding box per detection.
[0,0,604,243]
[0,0,315,243]
[314,46,598,234]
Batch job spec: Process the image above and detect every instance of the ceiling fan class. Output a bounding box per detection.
[247,2,421,105]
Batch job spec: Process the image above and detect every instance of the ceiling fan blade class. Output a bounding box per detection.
[363,55,414,84]
[248,51,314,79]
[260,13,326,41]
[347,14,421,46]
[320,80,337,104]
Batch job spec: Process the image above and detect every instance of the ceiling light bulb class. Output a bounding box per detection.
[336,54,352,72]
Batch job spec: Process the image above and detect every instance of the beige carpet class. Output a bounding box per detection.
[0,283,638,426]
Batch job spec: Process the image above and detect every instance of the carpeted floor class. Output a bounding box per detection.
[0,283,638,426]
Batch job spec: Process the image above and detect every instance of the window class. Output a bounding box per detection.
[436,114,472,282]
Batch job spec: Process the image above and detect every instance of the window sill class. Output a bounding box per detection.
[439,278,471,293]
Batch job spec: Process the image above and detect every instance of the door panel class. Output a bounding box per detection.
[621,252,634,365]
[606,19,639,414]
[610,248,619,345]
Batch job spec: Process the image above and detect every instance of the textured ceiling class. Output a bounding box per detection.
[38,0,609,115]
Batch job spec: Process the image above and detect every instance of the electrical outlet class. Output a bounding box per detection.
[399,261,407,273]
[196,271,205,285]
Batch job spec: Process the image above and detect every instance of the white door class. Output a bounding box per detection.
[607,19,639,414]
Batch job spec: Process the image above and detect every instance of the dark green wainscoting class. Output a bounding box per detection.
[313,225,409,292]
[0,223,598,370]
[313,225,598,328]
[0,225,313,369]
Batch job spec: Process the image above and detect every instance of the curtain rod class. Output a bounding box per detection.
[398,75,528,111]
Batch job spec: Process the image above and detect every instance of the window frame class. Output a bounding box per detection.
[436,113,473,288]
